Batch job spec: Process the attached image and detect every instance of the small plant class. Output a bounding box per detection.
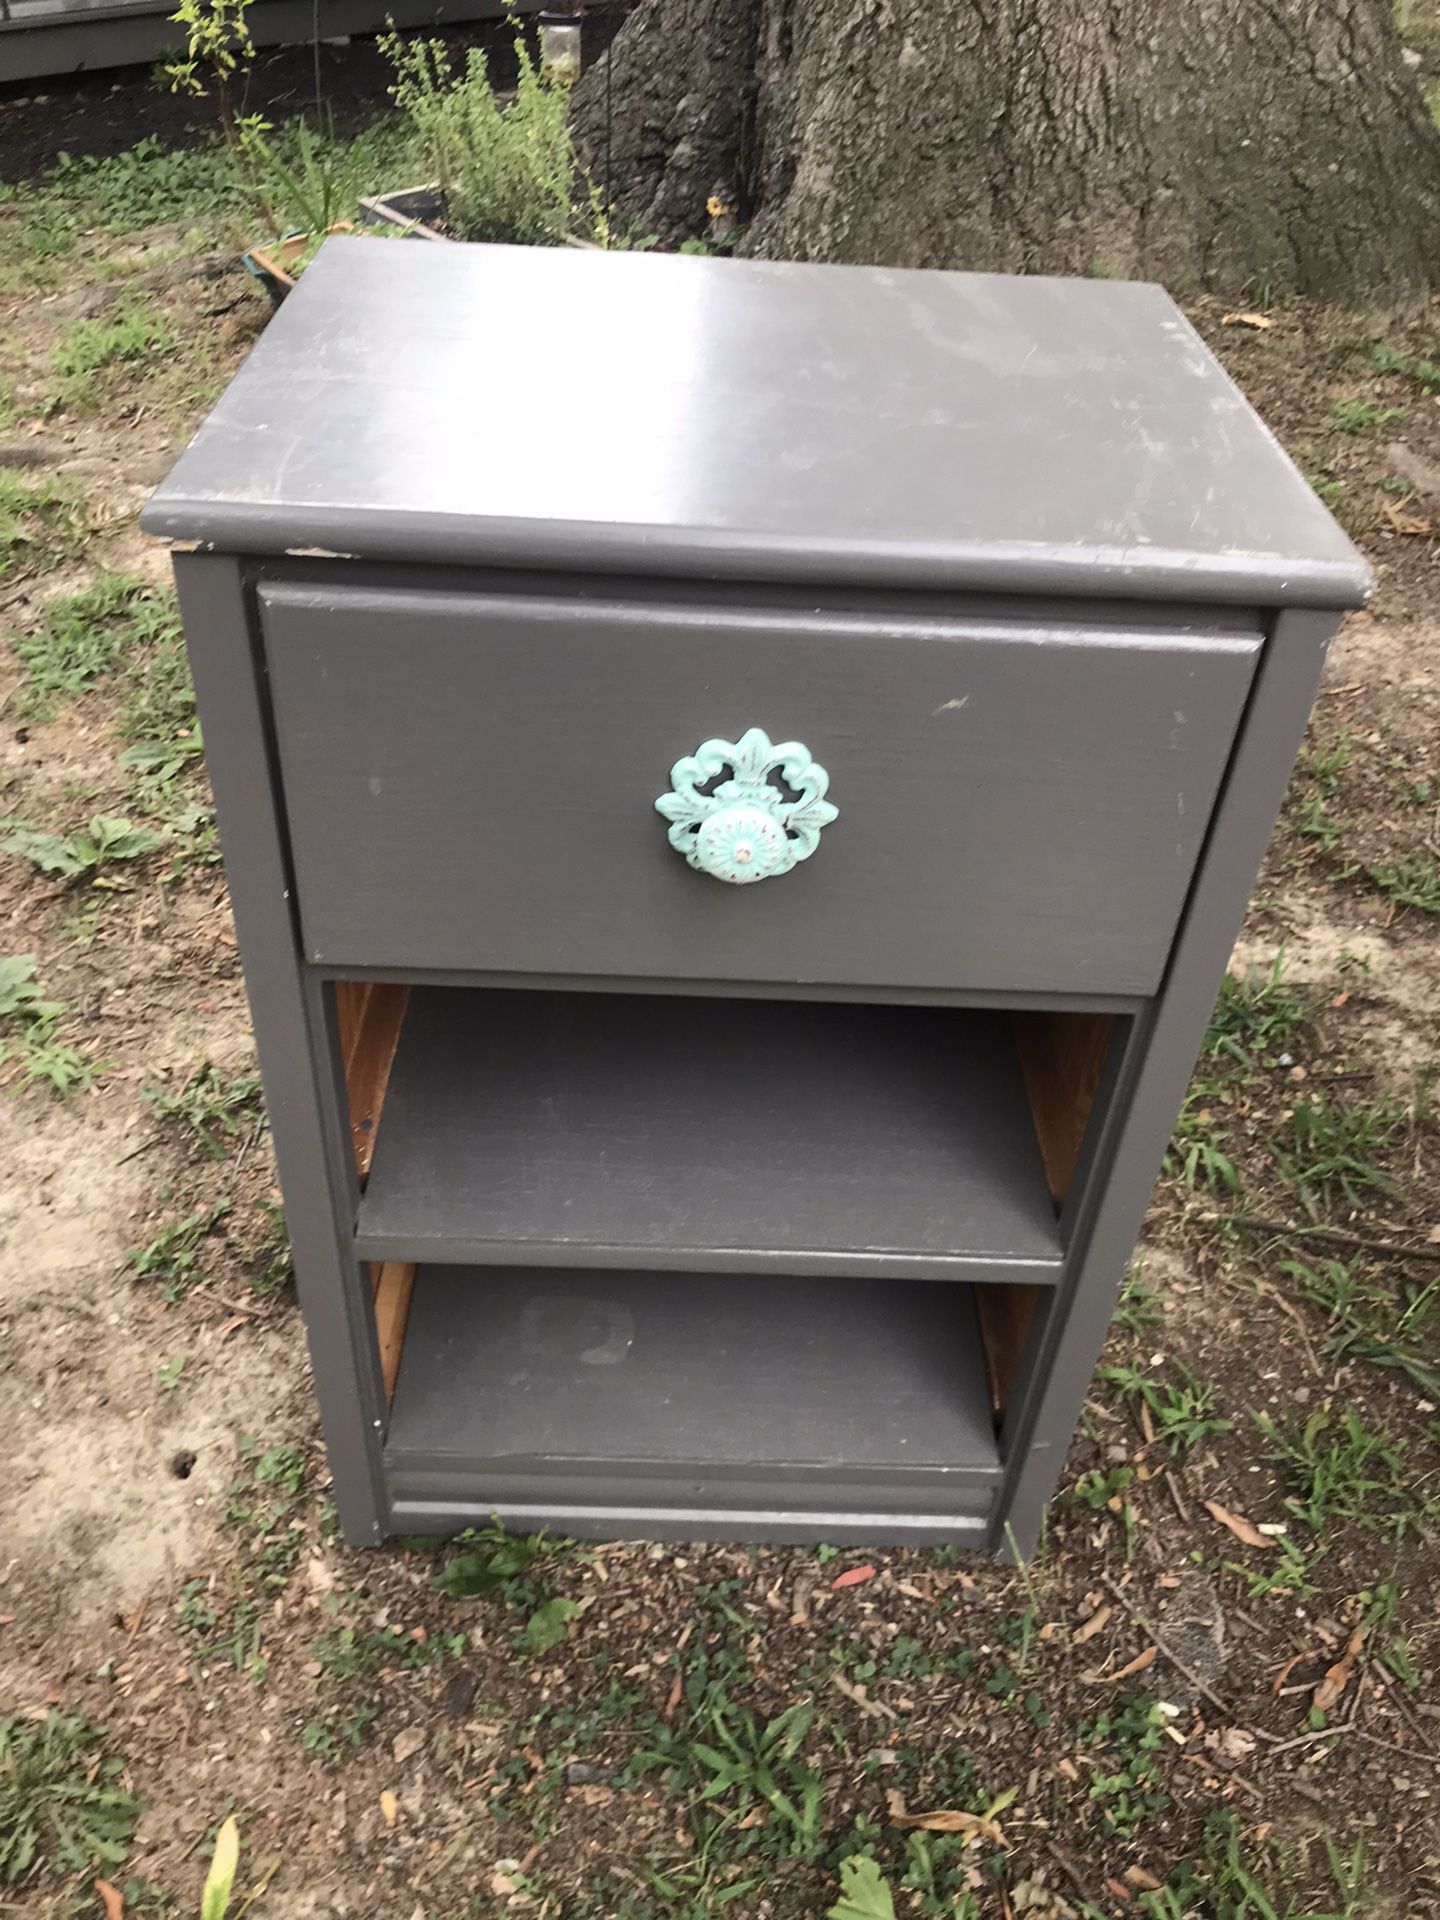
[829,1854,896,1919]
[1139,1813,1370,1920]
[4,814,160,887]
[0,1713,139,1885]
[1205,954,1311,1069]
[142,1060,264,1156]
[1270,1091,1405,1215]
[1330,395,1406,434]
[165,0,256,148]
[1082,1692,1169,1837]
[1100,1361,1232,1453]
[235,114,363,247]
[0,955,101,1097]
[11,573,159,715]
[201,1815,240,1920]
[157,1355,187,1390]
[1166,1088,1239,1193]
[128,1199,233,1301]
[0,471,89,583]
[53,301,176,408]
[1369,855,1440,913]
[1112,1266,1163,1335]
[381,27,585,246]
[1257,1404,1413,1538]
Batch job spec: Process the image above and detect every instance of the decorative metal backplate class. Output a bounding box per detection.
[655,727,838,884]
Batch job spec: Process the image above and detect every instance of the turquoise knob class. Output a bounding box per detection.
[655,727,838,884]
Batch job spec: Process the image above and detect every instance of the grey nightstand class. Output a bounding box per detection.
[143,237,1368,1555]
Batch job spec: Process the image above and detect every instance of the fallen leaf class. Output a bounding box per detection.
[1221,310,1275,329]
[1072,1604,1112,1646]
[379,1789,399,1828]
[1113,1635,1159,1681]
[1271,1652,1306,1695]
[571,1783,614,1806]
[1382,498,1431,536]
[886,1790,1007,1848]
[304,1556,336,1597]
[1055,1757,1080,1782]
[392,1727,426,1765]
[736,1807,766,1830]
[663,1671,683,1720]
[1106,1879,1132,1902]
[490,1869,518,1897]
[216,1315,247,1340]
[96,1882,124,1920]
[831,1564,877,1590]
[1313,1628,1365,1713]
[1203,1499,1273,1549]
[1124,1867,1164,1893]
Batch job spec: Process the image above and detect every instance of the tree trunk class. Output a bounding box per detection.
[572,0,1440,302]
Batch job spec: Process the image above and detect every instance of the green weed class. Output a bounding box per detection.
[1205,955,1311,1070]
[142,1060,263,1156]
[0,1713,139,1885]
[381,26,585,246]
[11,573,160,716]
[1081,1692,1169,1838]
[0,954,101,1097]
[4,813,160,887]
[127,1199,232,1301]
[1257,1404,1416,1538]
[631,1693,825,1862]
[1140,1812,1369,1920]
[1100,1361,1233,1453]
[1290,1255,1440,1401]
[1166,1088,1239,1192]
[1112,1266,1163,1335]
[1368,855,1440,913]
[0,471,89,584]
[1330,395,1407,434]
[828,1855,895,1919]
[1270,1091,1406,1215]
[53,300,176,409]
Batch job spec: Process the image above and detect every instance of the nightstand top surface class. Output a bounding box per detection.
[143,235,1369,609]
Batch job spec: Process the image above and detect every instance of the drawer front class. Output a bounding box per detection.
[261,584,1259,995]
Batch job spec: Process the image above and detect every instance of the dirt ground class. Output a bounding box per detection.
[0,76,1438,1920]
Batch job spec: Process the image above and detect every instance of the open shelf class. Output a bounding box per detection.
[383,1265,1002,1532]
[354,988,1064,1281]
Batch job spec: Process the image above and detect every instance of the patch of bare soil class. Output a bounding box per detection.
[0,161,1437,1920]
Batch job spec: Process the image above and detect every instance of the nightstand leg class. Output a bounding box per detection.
[996,609,1337,1558]
[174,555,390,1544]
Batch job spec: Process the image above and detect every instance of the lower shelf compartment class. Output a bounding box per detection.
[383,1265,1007,1532]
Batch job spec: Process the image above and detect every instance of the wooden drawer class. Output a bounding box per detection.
[261,583,1259,996]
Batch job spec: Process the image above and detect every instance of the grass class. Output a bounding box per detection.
[1166,1086,1240,1193]
[1205,956,1311,1070]
[1368,854,1440,913]
[0,470,89,584]
[1330,395,1407,434]
[142,1060,264,1156]
[1291,1254,1440,1400]
[0,1713,139,1887]
[0,954,102,1096]
[11,572,175,718]
[52,298,176,410]
[1270,1090,1408,1215]
[1256,1404,1418,1538]
[126,1198,233,1300]
[1099,1360,1233,1453]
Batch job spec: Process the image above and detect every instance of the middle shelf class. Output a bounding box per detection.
[353,986,1067,1281]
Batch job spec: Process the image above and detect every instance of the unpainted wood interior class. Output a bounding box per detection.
[335,981,415,1402]
[973,1010,1116,1421]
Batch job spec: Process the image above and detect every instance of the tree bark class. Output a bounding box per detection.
[572,0,1440,302]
